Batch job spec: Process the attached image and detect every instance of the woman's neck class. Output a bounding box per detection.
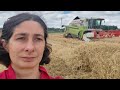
[11,65,40,79]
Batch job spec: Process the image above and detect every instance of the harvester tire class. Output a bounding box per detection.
[78,32,81,40]
[67,33,72,38]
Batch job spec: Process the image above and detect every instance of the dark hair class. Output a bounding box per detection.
[0,13,52,67]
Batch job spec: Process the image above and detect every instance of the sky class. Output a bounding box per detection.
[0,11,120,28]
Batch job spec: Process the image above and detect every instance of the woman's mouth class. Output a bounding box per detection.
[21,57,35,62]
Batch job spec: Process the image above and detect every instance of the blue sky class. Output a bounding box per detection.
[64,11,71,14]
[0,11,120,28]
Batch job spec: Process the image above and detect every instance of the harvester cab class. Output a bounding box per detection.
[87,18,105,30]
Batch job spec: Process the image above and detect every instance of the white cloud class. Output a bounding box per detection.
[0,11,120,28]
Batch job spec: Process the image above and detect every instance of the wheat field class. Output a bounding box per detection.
[1,33,120,79]
[45,33,120,79]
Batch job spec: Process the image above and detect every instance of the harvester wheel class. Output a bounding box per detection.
[66,33,72,38]
[78,32,81,40]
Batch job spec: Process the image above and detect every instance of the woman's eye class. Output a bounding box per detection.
[16,37,25,40]
[36,38,42,41]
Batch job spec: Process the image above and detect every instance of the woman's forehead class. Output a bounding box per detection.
[16,20,43,29]
[13,21,44,35]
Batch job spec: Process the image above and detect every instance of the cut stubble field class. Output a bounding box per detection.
[45,33,120,79]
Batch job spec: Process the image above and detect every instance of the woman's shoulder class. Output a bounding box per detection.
[0,64,7,79]
[0,65,16,79]
[39,66,63,79]
[0,69,7,79]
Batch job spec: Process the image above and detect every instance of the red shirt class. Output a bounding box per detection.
[0,65,63,79]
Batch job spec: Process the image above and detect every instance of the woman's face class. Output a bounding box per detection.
[5,20,45,69]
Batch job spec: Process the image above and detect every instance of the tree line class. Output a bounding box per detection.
[47,27,64,33]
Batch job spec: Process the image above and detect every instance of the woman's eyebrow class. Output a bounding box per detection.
[34,34,44,38]
[14,33,27,37]
[14,33,44,38]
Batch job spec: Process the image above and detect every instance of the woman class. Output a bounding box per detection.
[0,13,62,79]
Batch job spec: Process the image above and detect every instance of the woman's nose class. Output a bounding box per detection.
[24,40,35,53]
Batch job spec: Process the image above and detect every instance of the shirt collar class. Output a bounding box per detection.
[6,65,52,79]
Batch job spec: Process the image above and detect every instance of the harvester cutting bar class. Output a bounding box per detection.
[107,30,120,37]
[94,30,120,39]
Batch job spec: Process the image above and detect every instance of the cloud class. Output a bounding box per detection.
[41,11,120,28]
[0,11,120,28]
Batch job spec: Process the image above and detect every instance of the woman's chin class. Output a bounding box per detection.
[19,63,37,69]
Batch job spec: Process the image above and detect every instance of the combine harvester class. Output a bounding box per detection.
[63,16,120,41]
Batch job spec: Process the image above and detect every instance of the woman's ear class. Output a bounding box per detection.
[1,39,9,52]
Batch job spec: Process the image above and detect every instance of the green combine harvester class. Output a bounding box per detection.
[63,16,118,41]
